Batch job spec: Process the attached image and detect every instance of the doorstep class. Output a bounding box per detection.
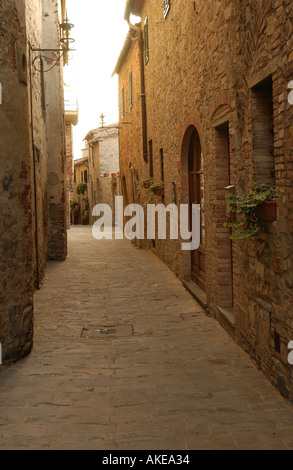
[181,279,208,309]
[217,306,236,340]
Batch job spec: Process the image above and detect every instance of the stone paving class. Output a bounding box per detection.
[0,226,293,450]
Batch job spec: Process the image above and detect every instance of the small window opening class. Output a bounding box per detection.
[160,148,164,182]
[274,331,281,354]
[149,140,153,178]
[251,76,275,184]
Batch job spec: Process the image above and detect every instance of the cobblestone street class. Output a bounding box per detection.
[0,226,293,450]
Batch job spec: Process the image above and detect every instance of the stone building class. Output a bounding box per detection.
[83,124,120,225]
[114,0,293,400]
[0,0,68,363]
[72,155,89,225]
[112,26,144,210]
[64,87,79,228]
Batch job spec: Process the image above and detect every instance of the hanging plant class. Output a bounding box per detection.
[70,200,78,211]
[136,178,153,196]
[224,181,277,239]
[145,181,165,204]
[152,182,165,197]
[151,181,164,196]
[77,183,87,195]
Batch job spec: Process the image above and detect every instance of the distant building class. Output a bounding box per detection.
[83,124,120,225]
[64,87,79,228]
[72,155,89,225]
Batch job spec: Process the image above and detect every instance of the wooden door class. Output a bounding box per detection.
[188,130,206,291]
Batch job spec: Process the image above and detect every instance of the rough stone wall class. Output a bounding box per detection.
[99,176,118,222]
[88,142,100,225]
[0,0,67,364]
[118,30,150,233]
[66,155,73,227]
[0,0,34,362]
[25,0,50,286]
[65,122,74,227]
[43,0,67,261]
[99,134,120,176]
[118,0,293,399]
[65,122,73,156]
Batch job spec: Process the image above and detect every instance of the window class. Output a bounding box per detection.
[160,148,164,182]
[149,140,153,178]
[144,17,149,64]
[129,71,133,108]
[251,76,275,184]
[84,169,88,183]
[163,0,171,18]
[121,86,125,119]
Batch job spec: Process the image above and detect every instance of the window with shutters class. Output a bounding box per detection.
[129,71,133,108]
[121,86,125,119]
[163,0,170,18]
[144,17,149,64]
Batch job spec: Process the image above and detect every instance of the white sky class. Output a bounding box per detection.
[63,0,129,158]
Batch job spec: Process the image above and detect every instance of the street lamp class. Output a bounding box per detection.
[31,14,75,72]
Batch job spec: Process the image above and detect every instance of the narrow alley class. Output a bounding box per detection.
[0,226,293,450]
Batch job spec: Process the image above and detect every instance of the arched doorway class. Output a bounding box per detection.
[188,128,206,291]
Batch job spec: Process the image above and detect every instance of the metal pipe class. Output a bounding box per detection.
[28,43,40,290]
[126,20,148,164]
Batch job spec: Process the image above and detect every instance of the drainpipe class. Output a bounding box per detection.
[126,20,148,164]
[28,43,40,290]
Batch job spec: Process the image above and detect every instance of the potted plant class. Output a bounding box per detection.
[143,179,153,189]
[143,181,165,204]
[257,199,277,222]
[149,181,164,197]
[77,182,87,195]
[70,200,78,211]
[224,181,277,239]
[136,178,153,193]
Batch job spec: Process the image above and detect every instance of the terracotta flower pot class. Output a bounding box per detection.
[104,173,110,178]
[154,187,164,197]
[257,200,277,222]
[143,182,151,189]
[111,173,117,178]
